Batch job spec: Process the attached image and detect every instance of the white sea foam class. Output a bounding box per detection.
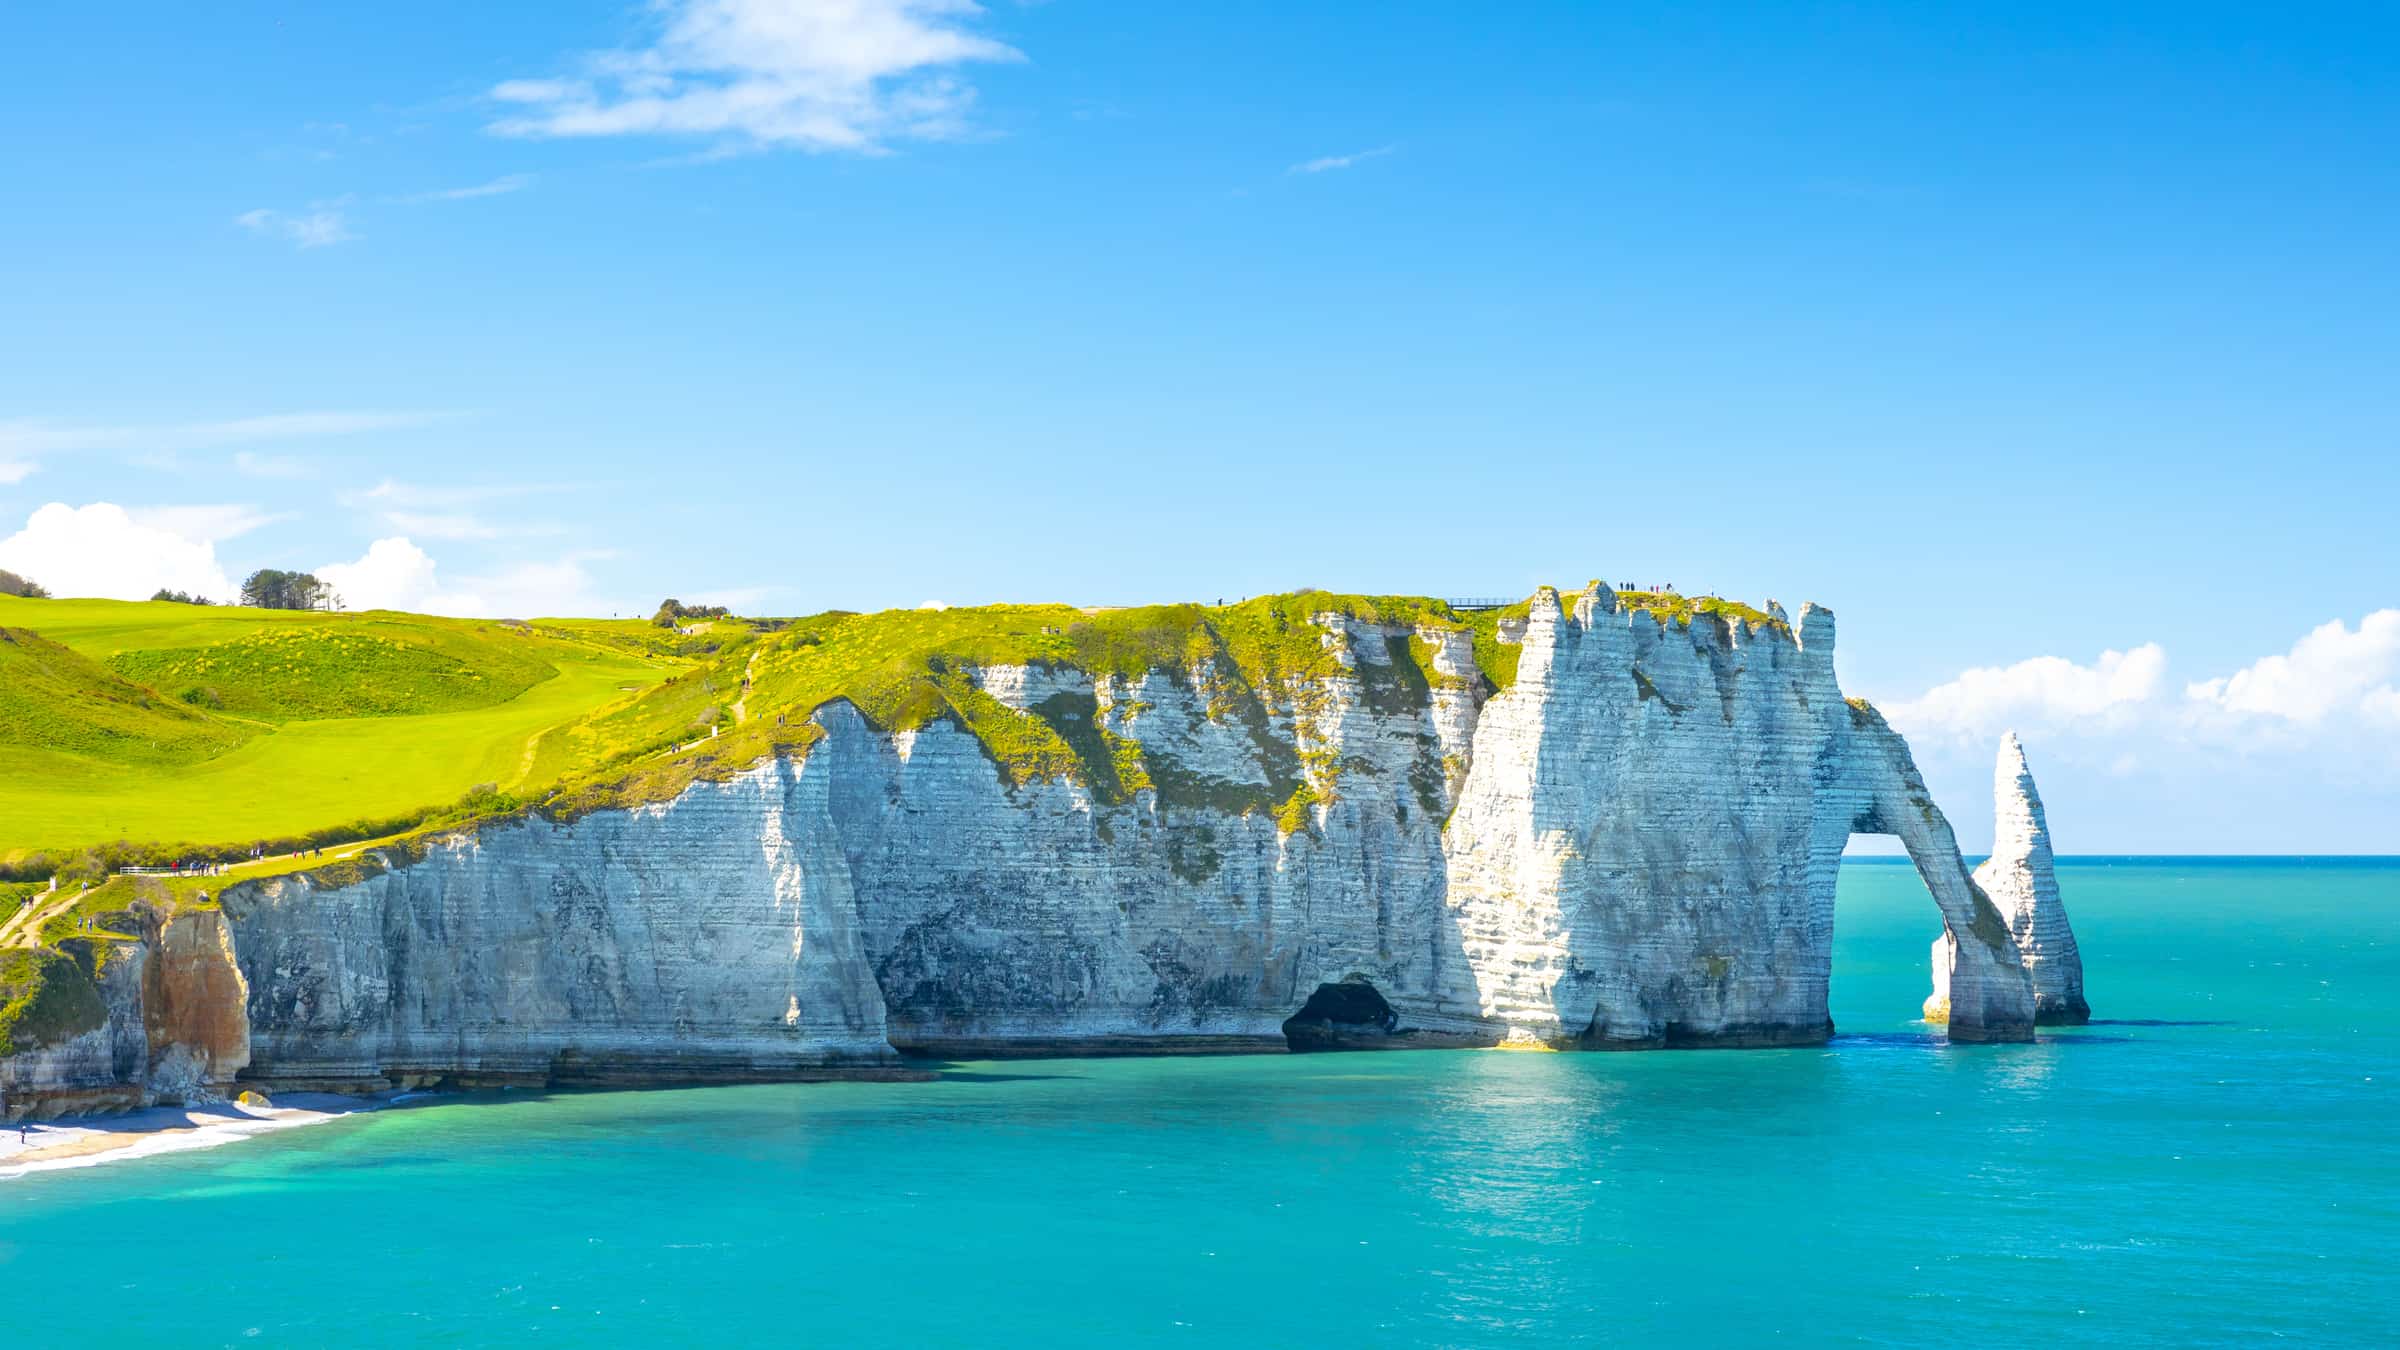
[0,1094,374,1181]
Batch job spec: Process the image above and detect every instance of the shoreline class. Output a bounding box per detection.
[0,1093,377,1181]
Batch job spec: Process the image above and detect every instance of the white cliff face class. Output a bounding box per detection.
[1439,588,2032,1045]
[9,591,2063,1102]
[224,758,900,1091]
[1943,733,2088,1024]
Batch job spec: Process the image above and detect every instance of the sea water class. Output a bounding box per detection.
[2,859,2392,1347]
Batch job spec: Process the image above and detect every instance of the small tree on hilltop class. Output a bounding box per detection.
[653,598,731,628]
[149,588,216,605]
[0,568,49,599]
[240,569,340,611]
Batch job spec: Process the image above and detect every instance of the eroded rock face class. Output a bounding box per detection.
[142,909,250,1096]
[222,760,902,1092]
[1438,591,2033,1047]
[1927,733,2089,1027]
[1974,733,2088,1023]
[0,945,148,1120]
[10,587,2064,1104]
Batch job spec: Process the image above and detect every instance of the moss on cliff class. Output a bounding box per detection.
[1616,590,1788,635]
[539,592,1521,828]
[0,948,107,1058]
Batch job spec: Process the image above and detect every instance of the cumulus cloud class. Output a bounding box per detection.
[1289,145,1395,175]
[317,538,616,618]
[464,554,616,618]
[1882,610,2400,760]
[1882,643,2168,742]
[0,503,236,601]
[487,0,1024,153]
[2365,685,2400,727]
[317,537,458,613]
[2184,610,2400,724]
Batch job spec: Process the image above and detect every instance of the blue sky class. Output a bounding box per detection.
[2,1,2396,851]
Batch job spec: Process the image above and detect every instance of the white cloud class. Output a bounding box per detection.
[2364,685,2400,727]
[0,460,32,485]
[0,411,445,461]
[317,538,615,618]
[1289,145,1395,175]
[487,0,1024,153]
[236,206,355,248]
[462,553,615,618]
[1882,611,2400,760]
[1883,614,2400,852]
[126,504,291,544]
[389,174,533,204]
[2184,610,2400,724]
[1883,643,2167,742]
[0,502,236,601]
[318,537,479,615]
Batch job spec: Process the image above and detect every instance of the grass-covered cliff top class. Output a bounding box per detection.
[1,582,1790,874]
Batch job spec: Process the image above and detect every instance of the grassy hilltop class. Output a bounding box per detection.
[0,596,682,864]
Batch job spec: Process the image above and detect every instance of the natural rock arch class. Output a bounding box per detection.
[1819,708,2037,1042]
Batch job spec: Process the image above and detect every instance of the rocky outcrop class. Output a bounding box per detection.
[0,945,147,1121]
[140,910,252,1099]
[1,909,255,1120]
[1928,732,2088,1026]
[7,585,2070,1107]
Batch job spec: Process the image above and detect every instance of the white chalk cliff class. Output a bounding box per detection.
[6,586,2085,1115]
[1927,731,2088,1026]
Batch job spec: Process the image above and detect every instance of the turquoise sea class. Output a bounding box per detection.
[3,859,2393,1347]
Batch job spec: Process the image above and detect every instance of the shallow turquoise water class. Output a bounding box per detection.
[3,860,2394,1347]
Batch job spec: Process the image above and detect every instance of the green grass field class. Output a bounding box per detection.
[1,596,677,861]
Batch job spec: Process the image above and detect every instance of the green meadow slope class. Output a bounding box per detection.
[0,596,682,862]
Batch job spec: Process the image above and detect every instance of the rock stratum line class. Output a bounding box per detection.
[1,585,2088,1118]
